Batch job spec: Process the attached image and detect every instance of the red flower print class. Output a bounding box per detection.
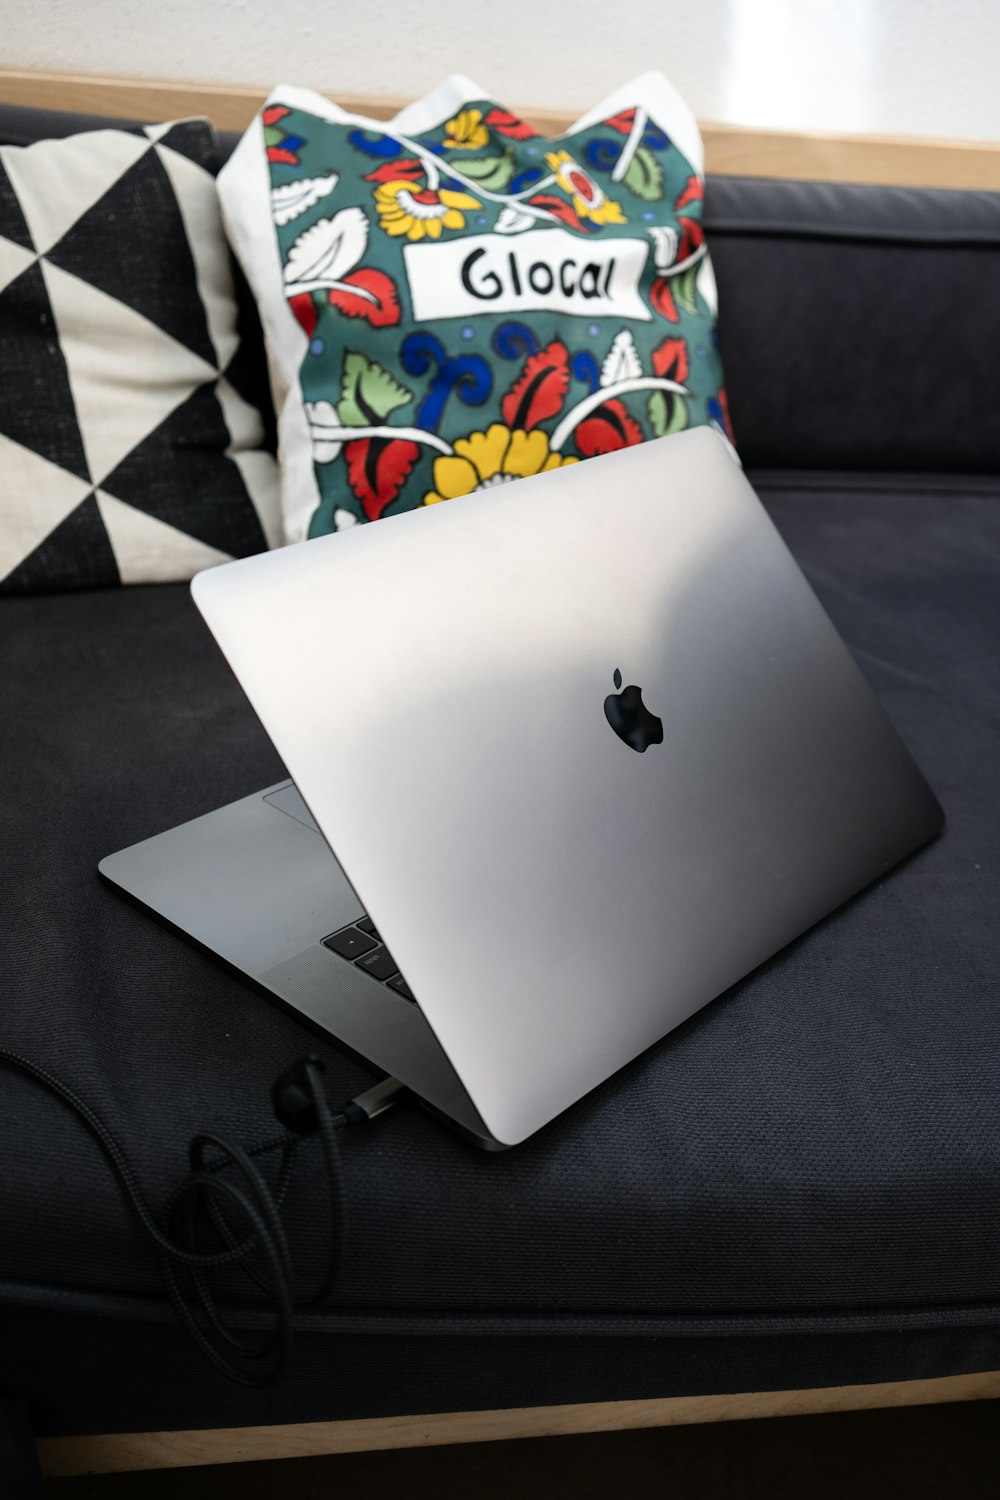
[676,215,705,262]
[575,399,644,456]
[652,336,689,384]
[484,107,541,140]
[674,175,703,211]
[501,341,570,430]
[364,159,424,184]
[604,108,638,135]
[328,268,402,328]
[344,437,420,520]
[288,292,317,338]
[650,279,679,321]
[526,194,592,234]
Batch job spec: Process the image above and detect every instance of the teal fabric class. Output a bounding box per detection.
[262,94,730,535]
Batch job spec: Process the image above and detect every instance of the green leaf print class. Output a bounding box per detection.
[623,145,664,202]
[337,350,413,427]
[648,389,689,438]
[458,149,516,191]
[673,263,700,316]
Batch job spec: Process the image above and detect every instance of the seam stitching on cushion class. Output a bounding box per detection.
[4,1280,1000,1339]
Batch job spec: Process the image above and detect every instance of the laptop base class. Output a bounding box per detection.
[99,783,497,1147]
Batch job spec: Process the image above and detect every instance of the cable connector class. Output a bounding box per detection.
[341,1076,406,1126]
[273,1056,404,1133]
[271,1055,327,1135]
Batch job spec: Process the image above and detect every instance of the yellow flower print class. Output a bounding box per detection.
[443,107,490,150]
[544,149,627,226]
[424,424,577,505]
[374,180,481,241]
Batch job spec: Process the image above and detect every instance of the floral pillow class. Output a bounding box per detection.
[219,73,731,542]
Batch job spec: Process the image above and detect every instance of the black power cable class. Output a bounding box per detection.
[0,1048,402,1387]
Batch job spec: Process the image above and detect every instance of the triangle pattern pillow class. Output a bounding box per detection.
[219,73,732,543]
[0,119,281,594]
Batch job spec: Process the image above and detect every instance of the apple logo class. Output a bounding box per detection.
[604,668,664,753]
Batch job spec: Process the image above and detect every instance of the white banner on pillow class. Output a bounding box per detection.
[404,229,651,323]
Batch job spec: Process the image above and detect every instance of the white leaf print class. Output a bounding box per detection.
[600,330,642,388]
[270,173,339,226]
[648,224,679,273]
[306,400,339,429]
[696,255,718,315]
[306,400,343,464]
[313,440,343,464]
[284,207,368,291]
[495,204,535,235]
[333,507,359,529]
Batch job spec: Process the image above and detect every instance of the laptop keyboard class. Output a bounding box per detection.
[322,917,415,1002]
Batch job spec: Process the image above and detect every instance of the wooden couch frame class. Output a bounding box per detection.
[3,67,1000,188]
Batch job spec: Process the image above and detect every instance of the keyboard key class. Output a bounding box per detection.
[356,917,381,940]
[355,945,398,982]
[387,973,416,1002]
[323,927,377,960]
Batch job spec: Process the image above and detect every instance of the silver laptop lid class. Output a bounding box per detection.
[192,429,941,1145]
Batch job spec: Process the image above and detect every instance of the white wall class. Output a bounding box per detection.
[7,0,1000,142]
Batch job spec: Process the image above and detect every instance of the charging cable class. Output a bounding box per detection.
[0,1048,403,1387]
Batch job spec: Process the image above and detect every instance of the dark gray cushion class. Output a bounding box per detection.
[1,469,998,1435]
[706,177,1000,474]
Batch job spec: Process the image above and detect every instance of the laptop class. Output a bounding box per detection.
[99,429,943,1148]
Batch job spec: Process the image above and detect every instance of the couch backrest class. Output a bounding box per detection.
[705,174,1000,473]
[3,102,999,475]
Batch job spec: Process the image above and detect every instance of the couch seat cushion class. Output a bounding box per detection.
[1,469,999,1435]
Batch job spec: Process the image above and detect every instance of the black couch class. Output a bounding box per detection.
[2,102,1000,1449]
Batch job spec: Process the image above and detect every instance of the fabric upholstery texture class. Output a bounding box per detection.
[2,469,999,1433]
[707,178,1000,475]
[1,102,999,1438]
[0,117,280,594]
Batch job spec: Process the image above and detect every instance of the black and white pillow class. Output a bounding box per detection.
[0,118,280,594]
